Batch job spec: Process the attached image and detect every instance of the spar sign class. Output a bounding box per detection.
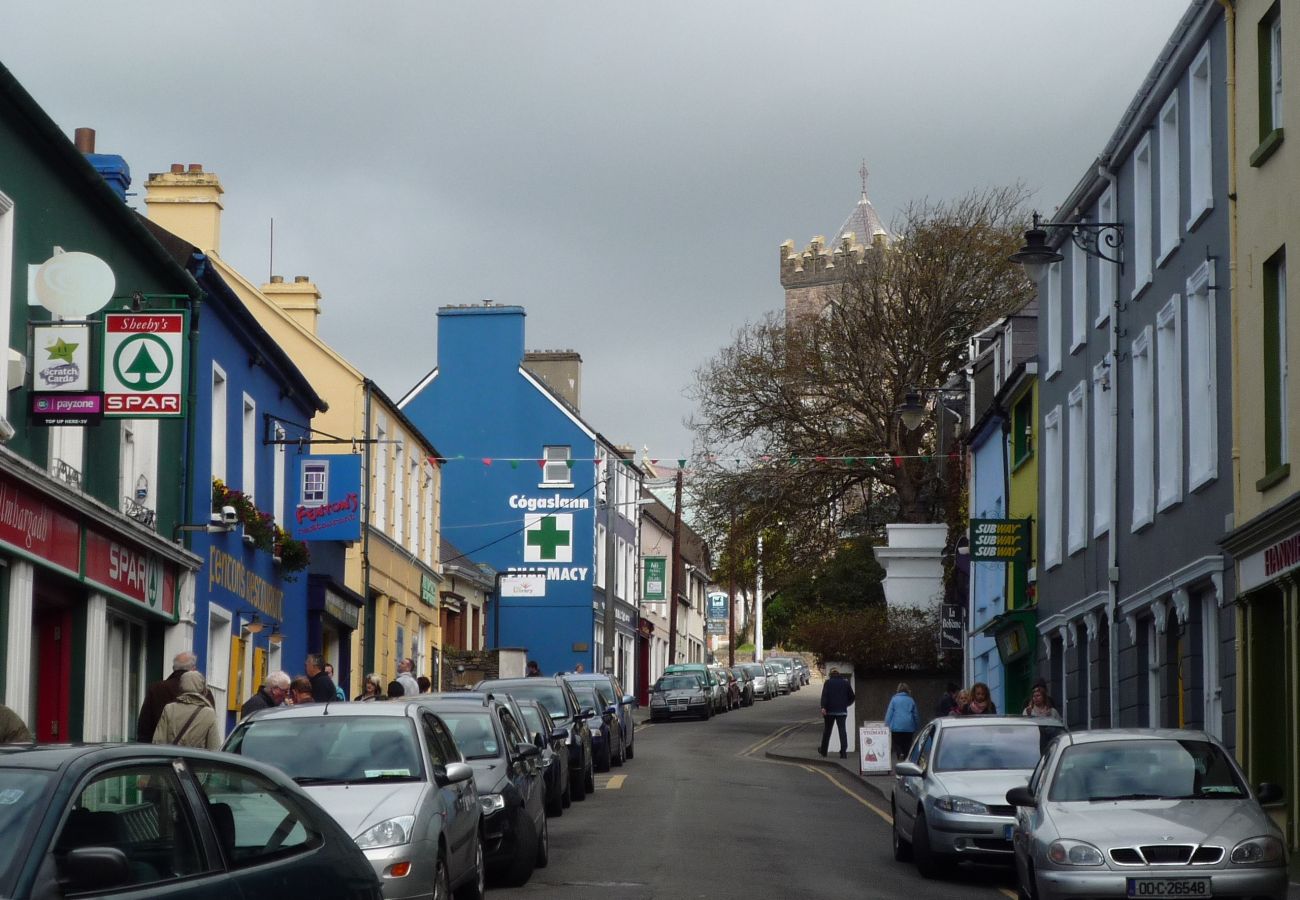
[102,313,187,418]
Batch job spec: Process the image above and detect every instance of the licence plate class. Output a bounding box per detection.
[1003,824,1013,841]
[1126,878,1211,897]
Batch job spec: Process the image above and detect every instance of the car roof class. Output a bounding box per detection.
[561,673,612,681]
[0,744,302,784]
[241,701,418,720]
[1058,727,1212,744]
[934,715,1062,729]
[477,676,568,686]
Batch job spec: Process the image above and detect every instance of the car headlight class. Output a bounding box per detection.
[933,796,989,816]
[354,816,415,850]
[1047,840,1105,867]
[650,696,666,705]
[1230,836,1286,865]
[479,793,506,816]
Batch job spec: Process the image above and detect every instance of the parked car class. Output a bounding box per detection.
[648,673,712,721]
[792,657,811,685]
[740,662,774,701]
[562,672,636,762]
[562,675,626,771]
[729,665,755,706]
[717,667,742,710]
[666,663,725,713]
[0,743,384,900]
[1006,728,1287,900]
[225,701,483,900]
[764,660,791,695]
[767,658,799,692]
[473,676,595,802]
[421,695,549,887]
[891,715,1066,880]
[516,698,569,817]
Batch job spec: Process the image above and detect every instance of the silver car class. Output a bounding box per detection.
[766,659,792,695]
[892,716,1065,878]
[740,662,774,700]
[226,702,485,900]
[1007,729,1287,900]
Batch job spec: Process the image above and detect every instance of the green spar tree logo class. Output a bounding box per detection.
[112,334,174,391]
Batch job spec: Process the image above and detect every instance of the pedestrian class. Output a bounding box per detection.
[305,654,337,703]
[525,660,541,677]
[817,668,856,759]
[387,680,405,699]
[324,663,347,701]
[241,671,290,717]
[950,689,971,715]
[0,704,31,743]
[355,674,386,701]
[395,658,420,698]
[288,676,315,705]
[934,681,960,718]
[574,663,585,673]
[884,683,920,761]
[152,671,221,750]
[962,681,998,715]
[136,651,199,742]
[1022,680,1059,718]
[416,675,431,694]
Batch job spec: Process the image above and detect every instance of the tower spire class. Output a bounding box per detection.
[859,158,869,198]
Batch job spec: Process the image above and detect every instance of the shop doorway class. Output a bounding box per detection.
[33,605,72,742]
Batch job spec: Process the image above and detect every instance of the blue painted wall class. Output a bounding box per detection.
[968,414,1007,712]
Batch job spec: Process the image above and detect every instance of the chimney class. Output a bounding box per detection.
[143,162,224,253]
[523,350,583,411]
[74,126,132,202]
[262,274,322,335]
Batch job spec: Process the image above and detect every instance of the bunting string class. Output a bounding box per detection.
[427,452,959,475]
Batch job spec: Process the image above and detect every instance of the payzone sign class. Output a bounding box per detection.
[102,312,187,417]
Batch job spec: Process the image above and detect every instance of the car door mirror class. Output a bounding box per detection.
[61,847,131,892]
[515,742,541,760]
[577,708,595,721]
[1257,782,1284,804]
[1006,785,1037,808]
[551,727,568,743]
[442,762,474,785]
[622,694,636,707]
[894,761,923,778]
[533,732,546,749]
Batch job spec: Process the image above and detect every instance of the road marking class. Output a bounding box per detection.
[602,774,626,790]
[635,721,655,733]
[796,763,892,823]
[997,890,1017,899]
[739,719,816,758]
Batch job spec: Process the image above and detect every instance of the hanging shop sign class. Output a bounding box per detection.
[707,592,729,621]
[32,324,91,391]
[30,392,103,426]
[102,312,187,417]
[420,573,438,607]
[290,454,362,541]
[940,603,963,650]
[969,518,1030,561]
[643,556,666,601]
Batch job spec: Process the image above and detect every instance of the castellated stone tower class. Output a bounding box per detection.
[781,165,889,325]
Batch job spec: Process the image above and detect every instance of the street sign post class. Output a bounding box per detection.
[643,556,666,601]
[969,518,1029,561]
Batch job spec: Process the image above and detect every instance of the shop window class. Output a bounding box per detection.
[207,605,232,714]
[104,615,144,742]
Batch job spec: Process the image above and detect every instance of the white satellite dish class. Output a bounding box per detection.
[33,251,115,317]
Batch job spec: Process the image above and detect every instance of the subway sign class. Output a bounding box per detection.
[969,518,1029,562]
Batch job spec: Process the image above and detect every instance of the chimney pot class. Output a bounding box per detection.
[294,275,309,283]
[170,163,184,174]
[74,127,96,153]
[269,275,284,284]
[187,163,202,173]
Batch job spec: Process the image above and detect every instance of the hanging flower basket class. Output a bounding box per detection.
[212,479,311,574]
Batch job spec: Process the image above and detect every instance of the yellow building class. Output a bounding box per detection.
[142,165,443,696]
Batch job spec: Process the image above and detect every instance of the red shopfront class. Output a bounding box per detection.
[0,460,198,743]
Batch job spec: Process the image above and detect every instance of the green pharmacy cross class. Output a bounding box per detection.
[527,515,571,560]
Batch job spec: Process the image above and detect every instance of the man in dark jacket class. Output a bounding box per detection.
[818,668,856,759]
[240,671,290,717]
[136,651,198,742]
[305,653,337,703]
[934,682,960,718]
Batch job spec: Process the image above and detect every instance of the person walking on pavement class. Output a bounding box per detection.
[934,682,960,718]
[962,681,998,715]
[136,651,203,742]
[884,682,920,761]
[817,668,855,759]
[355,674,386,702]
[241,671,289,717]
[395,658,420,698]
[0,705,31,743]
[1022,680,1059,718]
[324,664,346,701]
[949,688,971,716]
[305,654,337,703]
[153,671,221,750]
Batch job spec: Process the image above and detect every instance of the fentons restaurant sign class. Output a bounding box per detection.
[1240,528,1300,593]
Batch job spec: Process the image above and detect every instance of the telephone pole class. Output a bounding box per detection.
[727,511,736,667]
[667,469,684,665]
[603,455,618,676]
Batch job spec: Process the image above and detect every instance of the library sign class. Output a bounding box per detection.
[969,518,1029,562]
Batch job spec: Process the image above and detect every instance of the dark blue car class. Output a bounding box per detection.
[562,673,636,771]
[474,676,595,801]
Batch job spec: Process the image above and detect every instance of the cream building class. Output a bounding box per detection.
[142,165,444,696]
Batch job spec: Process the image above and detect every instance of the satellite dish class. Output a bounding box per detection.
[33,251,115,317]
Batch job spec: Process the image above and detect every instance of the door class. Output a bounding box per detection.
[33,605,72,742]
[424,713,475,874]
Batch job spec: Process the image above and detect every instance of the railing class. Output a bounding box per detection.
[51,458,82,492]
[122,496,156,529]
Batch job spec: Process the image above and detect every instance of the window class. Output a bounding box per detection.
[1186,262,1218,490]
[207,604,232,713]
[393,439,405,543]
[301,460,328,507]
[1263,248,1289,482]
[1012,393,1033,466]
[373,416,388,527]
[241,395,256,502]
[1043,406,1063,569]
[211,364,227,483]
[422,462,434,563]
[1133,135,1154,293]
[190,763,321,866]
[1253,5,1284,165]
[272,423,286,525]
[1047,261,1062,378]
[1131,327,1155,530]
[1156,296,1183,511]
[103,614,145,742]
[1067,383,1087,554]
[1092,361,1112,536]
[408,457,420,554]
[1096,188,1117,327]
[1188,42,1214,227]
[1159,94,1181,263]
[1071,241,1087,352]
[595,524,606,589]
[543,445,571,485]
[0,192,12,399]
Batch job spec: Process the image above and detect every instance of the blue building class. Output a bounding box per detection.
[400,304,642,689]
[967,409,1008,711]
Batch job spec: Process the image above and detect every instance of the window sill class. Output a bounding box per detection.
[1188,467,1217,494]
[1130,513,1154,535]
[1249,128,1285,168]
[1095,311,1110,330]
[1070,337,1086,355]
[1011,452,1034,475]
[538,482,574,490]
[1045,366,1061,382]
[1156,493,1182,515]
[1130,277,1152,304]
[1157,240,1181,270]
[1092,522,1110,541]
[1068,539,1087,558]
[1185,200,1213,234]
[1255,464,1291,493]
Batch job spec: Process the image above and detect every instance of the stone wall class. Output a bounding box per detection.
[440,647,529,691]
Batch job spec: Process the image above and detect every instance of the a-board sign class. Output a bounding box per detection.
[860,722,892,775]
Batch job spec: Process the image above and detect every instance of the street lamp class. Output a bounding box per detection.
[896,386,967,433]
[1009,211,1125,284]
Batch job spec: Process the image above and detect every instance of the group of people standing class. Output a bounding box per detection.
[877,678,1059,761]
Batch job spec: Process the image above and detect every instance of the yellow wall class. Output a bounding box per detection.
[1008,375,1038,598]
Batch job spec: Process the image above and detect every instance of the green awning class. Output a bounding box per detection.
[977,607,1038,665]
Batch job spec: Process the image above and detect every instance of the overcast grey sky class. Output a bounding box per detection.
[3,1,1190,459]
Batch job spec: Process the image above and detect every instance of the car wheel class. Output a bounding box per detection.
[912,813,951,879]
[432,850,452,900]
[562,771,573,807]
[625,736,634,760]
[535,812,550,868]
[612,729,625,767]
[504,813,538,887]
[570,765,587,801]
[584,759,595,793]
[890,804,912,862]
[1017,861,1037,900]
[546,777,564,817]
[454,837,485,900]
[596,736,612,772]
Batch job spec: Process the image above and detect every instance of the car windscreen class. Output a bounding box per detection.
[518,706,546,739]
[438,710,504,760]
[934,724,1049,772]
[0,769,52,889]
[227,716,424,784]
[1048,739,1248,802]
[482,682,570,721]
[570,683,603,710]
[741,665,764,677]
[655,676,700,691]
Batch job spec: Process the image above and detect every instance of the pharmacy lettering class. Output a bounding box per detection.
[207,546,285,620]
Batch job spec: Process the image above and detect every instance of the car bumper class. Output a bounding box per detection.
[651,700,708,717]
[363,838,439,899]
[1034,865,1288,899]
[481,809,522,869]
[926,809,1016,859]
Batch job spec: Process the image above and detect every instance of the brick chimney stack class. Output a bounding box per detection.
[262,274,322,335]
[143,163,225,253]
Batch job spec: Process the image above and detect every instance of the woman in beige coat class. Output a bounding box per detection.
[152,670,221,750]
